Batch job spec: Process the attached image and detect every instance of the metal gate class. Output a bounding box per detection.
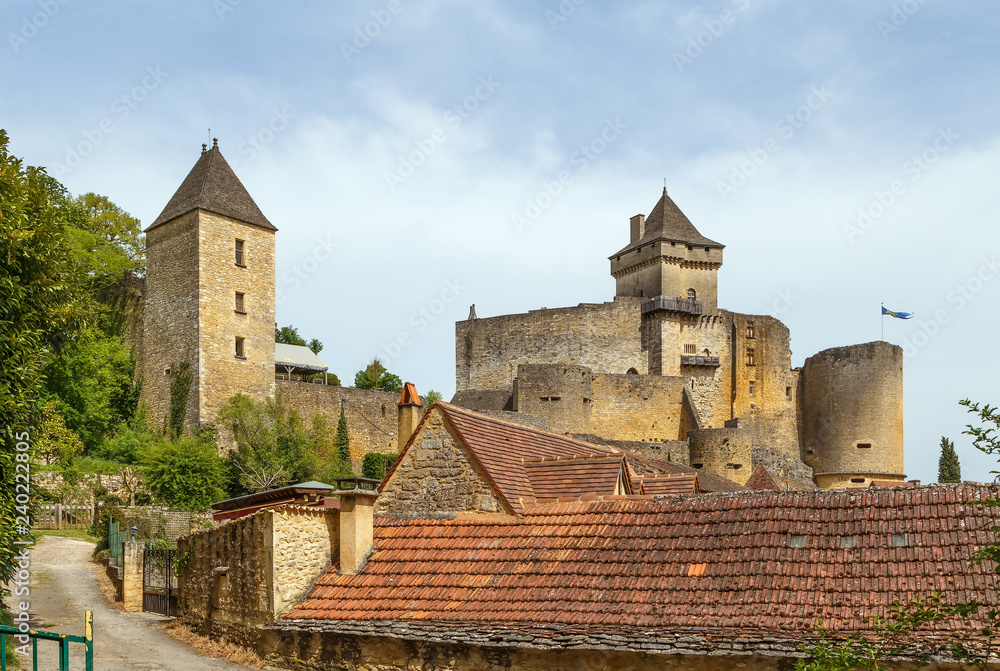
[142,544,178,616]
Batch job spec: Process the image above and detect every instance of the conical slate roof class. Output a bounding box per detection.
[612,188,722,257]
[146,142,275,231]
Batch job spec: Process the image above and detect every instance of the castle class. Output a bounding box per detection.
[452,188,906,489]
[138,143,905,489]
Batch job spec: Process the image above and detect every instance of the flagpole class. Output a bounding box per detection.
[881,302,884,341]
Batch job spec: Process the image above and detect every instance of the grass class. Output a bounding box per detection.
[31,529,99,544]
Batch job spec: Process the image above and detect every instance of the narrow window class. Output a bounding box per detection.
[851,478,866,484]
[857,443,872,449]
[235,292,245,313]
[746,321,755,339]
[786,386,792,397]
[746,348,756,366]
[687,288,697,300]
[626,367,639,375]
[381,404,386,418]
[235,239,245,266]
[749,381,755,397]
[684,344,696,354]
[235,336,245,358]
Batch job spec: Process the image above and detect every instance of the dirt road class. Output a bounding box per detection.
[4,535,260,671]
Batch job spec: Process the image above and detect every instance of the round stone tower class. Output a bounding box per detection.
[801,341,904,489]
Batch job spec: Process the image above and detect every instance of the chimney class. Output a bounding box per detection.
[397,382,423,453]
[337,478,379,575]
[629,214,645,243]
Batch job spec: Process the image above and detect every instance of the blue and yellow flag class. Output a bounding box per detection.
[882,306,913,319]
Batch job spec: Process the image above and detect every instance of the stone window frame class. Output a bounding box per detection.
[235,336,246,359]
[235,239,246,267]
[687,288,697,300]
[683,344,696,354]
[235,291,246,314]
[746,321,756,339]
[746,347,756,366]
[749,381,755,397]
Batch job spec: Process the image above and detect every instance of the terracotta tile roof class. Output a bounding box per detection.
[744,464,781,491]
[148,144,275,231]
[389,403,621,514]
[287,484,1000,645]
[870,479,918,488]
[638,474,699,496]
[622,452,746,493]
[524,456,630,499]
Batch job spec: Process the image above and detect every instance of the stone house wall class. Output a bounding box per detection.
[177,506,337,647]
[375,409,508,518]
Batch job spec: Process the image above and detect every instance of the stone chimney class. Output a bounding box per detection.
[397,382,423,453]
[336,478,380,575]
[629,213,645,243]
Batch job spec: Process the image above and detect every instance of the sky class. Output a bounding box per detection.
[2,1,998,485]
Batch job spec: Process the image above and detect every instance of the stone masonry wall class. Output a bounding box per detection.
[278,381,399,465]
[177,506,337,648]
[376,409,508,518]
[589,373,689,442]
[141,211,201,433]
[456,298,646,391]
[801,341,904,488]
[197,211,276,431]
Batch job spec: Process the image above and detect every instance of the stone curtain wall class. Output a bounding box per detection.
[177,506,337,647]
[278,381,399,464]
[589,373,688,443]
[141,211,201,433]
[456,298,646,391]
[375,410,507,518]
[198,211,276,431]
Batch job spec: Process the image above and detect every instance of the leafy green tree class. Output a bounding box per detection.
[276,325,306,346]
[331,407,353,477]
[362,452,398,480]
[95,407,157,465]
[0,130,81,590]
[217,391,314,493]
[141,435,228,510]
[423,390,443,406]
[34,403,84,466]
[354,358,403,393]
[307,338,323,355]
[938,436,961,483]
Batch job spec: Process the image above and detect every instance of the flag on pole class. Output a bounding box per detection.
[881,306,913,320]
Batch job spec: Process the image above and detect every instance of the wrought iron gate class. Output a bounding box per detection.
[142,544,178,616]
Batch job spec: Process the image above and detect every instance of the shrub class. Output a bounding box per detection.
[362,452,398,481]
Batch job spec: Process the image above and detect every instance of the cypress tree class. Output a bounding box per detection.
[333,407,352,476]
[938,436,961,483]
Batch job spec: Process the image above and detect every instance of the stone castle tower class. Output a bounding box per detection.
[454,188,906,489]
[140,141,276,435]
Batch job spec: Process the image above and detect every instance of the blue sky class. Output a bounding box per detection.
[3,1,999,484]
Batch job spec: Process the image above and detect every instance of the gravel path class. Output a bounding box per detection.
[4,535,259,671]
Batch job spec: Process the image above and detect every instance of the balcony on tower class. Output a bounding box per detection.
[641,295,703,316]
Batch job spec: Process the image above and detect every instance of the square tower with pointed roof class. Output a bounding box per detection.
[609,188,724,313]
[140,141,276,435]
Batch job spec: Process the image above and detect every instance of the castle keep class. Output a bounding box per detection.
[453,188,905,489]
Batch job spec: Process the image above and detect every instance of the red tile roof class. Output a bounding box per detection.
[638,474,699,496]
[287,484,1000,646]
[384,403,623,514]
[744,465,780,491]
[524,455,630,499]
[623,452,746,493]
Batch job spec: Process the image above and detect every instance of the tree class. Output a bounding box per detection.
[424,390,443,406]
[217,392,314,493]
[354,358,403,393]
[332,407,353,477]
[275,325,323,355]
[34,403,84,466]
[938,436,961,483]
[141,436,227,510]
[0,129,81,590]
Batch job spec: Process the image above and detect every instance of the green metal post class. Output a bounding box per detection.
[32,635,37,671]
[1,630,7,671]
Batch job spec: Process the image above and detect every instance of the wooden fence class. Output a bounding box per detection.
[34,503,94,530]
